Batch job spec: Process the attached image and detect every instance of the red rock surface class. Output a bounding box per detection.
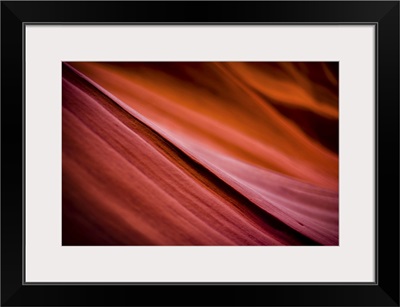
[62,62,338,245]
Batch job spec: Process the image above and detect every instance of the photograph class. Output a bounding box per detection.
[2,1,399,305]
[62,62,339,246]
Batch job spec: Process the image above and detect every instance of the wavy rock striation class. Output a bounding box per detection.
[62,62,338,245]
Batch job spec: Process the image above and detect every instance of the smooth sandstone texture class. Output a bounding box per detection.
[62,62,338,245]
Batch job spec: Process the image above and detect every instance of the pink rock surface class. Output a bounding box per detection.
[62,62,338,245]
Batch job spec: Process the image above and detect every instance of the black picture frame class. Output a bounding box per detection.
[1,1,399,306]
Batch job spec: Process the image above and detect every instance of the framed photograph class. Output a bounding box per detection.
[1,1,399,306]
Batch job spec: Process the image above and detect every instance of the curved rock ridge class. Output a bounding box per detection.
[62,62,338,246]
